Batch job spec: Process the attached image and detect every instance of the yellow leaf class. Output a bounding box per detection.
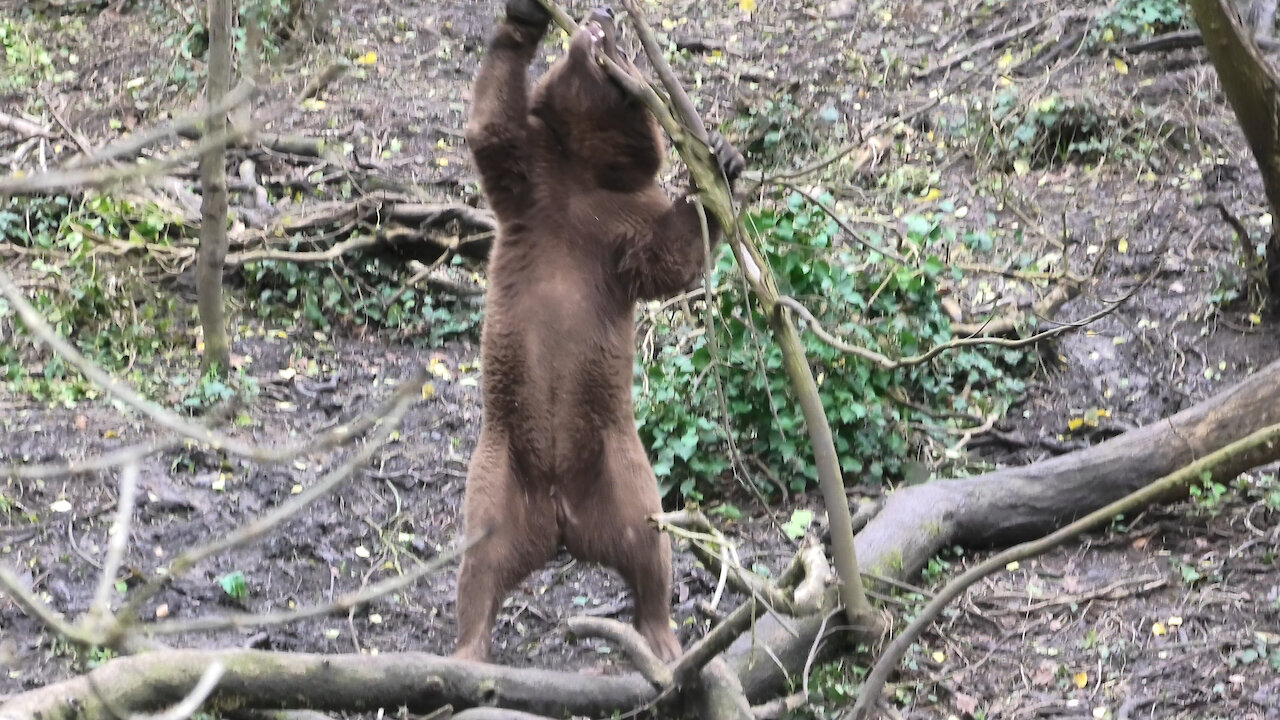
[437,157,449,166]
[422,382,436,399]
[355,51,378,65]
[997,50,1013,69]
[739,0,755,13]
[1117,237,1128,254]
[1249,313,1262,325]
[1067,418,1084,431]
[1114,57,1128,75]
[915,187,942,203]
[931,650,946,663]
[1073,671,1088,688]
[429,357,452,380]
[1102,28,1115,43]
[1151,622,1166,636]
[1005,561,1020,571]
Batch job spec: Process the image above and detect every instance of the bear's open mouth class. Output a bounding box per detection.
[585,20,606,43]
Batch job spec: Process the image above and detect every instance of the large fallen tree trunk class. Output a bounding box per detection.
[728,356,1280,701]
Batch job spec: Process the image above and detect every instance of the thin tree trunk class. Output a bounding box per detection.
[1190,0,1280,303]
[1248,0,1278,40]
[197,0,233,376]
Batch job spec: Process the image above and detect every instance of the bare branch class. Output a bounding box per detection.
[0,565,92,645]
[65,83,259,168]
[0,648,660,719]
[144,535,476,637]
[0,111,52,139]
[565,617,673,688]
[4,437,181,480]
[89,461,139,622]
[777,277,1141,371]
[225,234,379,265]
[133,659,225,720]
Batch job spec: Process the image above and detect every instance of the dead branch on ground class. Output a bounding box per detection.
[850,419,1280,718]
[0,649,661,720]
[729,357,1280,702]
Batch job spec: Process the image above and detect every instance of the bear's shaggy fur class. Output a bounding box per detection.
[452,0,744,664]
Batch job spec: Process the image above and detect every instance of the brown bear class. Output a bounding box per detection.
[452,0,745,665]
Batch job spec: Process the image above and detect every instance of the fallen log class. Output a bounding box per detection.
[0,649,657,720]
[728,356,1280,701]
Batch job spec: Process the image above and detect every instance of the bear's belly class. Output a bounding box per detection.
[480,282,636,482]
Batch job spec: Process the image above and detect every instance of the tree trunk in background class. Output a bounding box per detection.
[197,0,233,377]
[1247,0,1278,40]
[1191,0,1280,305]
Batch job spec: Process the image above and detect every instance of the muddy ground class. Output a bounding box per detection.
[2,0,1279,718]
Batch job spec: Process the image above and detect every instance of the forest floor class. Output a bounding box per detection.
[2,0,1279,719]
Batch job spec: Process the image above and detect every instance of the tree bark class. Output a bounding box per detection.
[197,0,234,376]
[1190,0,1280,302]
[728,356,1280,701]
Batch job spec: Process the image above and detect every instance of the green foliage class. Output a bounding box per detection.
[986,91,1116,169]
[0,195,188,404]
[1188,469,1230,516]
[634,193,1031,501]
[179,363,257,410]
[781,508,814,540]
[958,86,1184,172]
[782,658,868,719]
[239,252,482,344]
[218,570,249,599]
[729,95,832,169]
[1097,0,1188,40]
[0,18,53,91]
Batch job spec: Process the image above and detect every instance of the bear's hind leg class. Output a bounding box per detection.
[453,437,557,663]
[561,438,682,663]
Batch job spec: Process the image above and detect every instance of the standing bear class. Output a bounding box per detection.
[453,0,745,664]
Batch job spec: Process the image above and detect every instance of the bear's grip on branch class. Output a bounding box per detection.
[451,0,745,666]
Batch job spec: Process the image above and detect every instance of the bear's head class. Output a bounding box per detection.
[530,6,663,191]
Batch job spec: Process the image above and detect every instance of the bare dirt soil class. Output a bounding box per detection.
[2,0,1279,718]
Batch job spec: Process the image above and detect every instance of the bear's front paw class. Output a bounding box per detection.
[708,130,745,183]
[506,0,551,27]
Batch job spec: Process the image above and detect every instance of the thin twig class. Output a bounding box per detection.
[89,461,139,622]
[777,278,1139,371]
[0,266,424,465]
[66,82,259,168]
[145,536,476,636]
[114,384,420,631]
